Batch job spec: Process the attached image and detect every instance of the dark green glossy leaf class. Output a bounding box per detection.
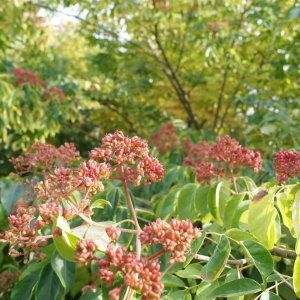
[51,250,75,291]
[35,263,64,300]
[11,269,41,300]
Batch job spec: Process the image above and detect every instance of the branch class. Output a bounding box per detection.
[153,24,201,129]
[194,254,248,266]
[272,247,297,260]
[212,1,252,131]
[101,101,138,134]
[194,247,297,267]
[212,68,228,131]
[28,1,166,67]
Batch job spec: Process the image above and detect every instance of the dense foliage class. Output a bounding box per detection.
[1,0,300,299]
[0,129,300,299]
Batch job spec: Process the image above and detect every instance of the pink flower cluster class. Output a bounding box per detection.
[98,246,163,300]
[90,131,165,186]
[150,123,179,155]
[10,142,80,175]
[34,160,110,202]
[13,68,47,88]
[105,227,121,242]
[183,138,210,167]
[141,219,201,263]
[195,162,225,183]
[210,135,262,172]
[0,206,47,261]
[274,150,300,182]
[74,239,97,265]
[183,135,262,183]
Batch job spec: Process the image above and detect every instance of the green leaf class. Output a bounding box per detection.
[90,198,112,209]
[53,217,79,262]
[163,167,180,190]
[20,259,48,280]
[169,290,191,300]
[195,281,220,300]
[177,183,198,220]
[225,228,257,242]
[248,192,277,249]
[207,182,224,225]
[260,291,282,299]
[231,200,250,228]
[199,235,231,282]
[277,191,294,236]
[184,232,206,267]
[156,188,180,220]
[51,250,75,291]
[293,196,300,238]
[293,255,300,298]
[35,264,64,300]
[11,269,41,300]
[79,289,102,300]
[72,221,114,251]
[238,176,257,193]
[241,240,274,281]
[175,263,202,279]
[0,179,25,214]
[207,278,261,298]
[224,193,246,228]
[161,274,186,287]
[194,185,211,222]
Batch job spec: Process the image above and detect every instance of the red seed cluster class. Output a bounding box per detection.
[183,135,262,183]
[90,131,149,164]
[74,239,97,265]
[0,206,47,261]
[195,162,225,183]
[10,142,80,175]
[90,131,165,186]
[35,160,110,202]
[98,246,164,300]
[34,166,75,201]
[39,201,62,222]
[105,227,121,242]
[13,68,47,88]
[274,150,300,182]
[76,160,110,194]
[140,219,201,263]
[150,123,179,155]
[210,135,262,172]
[183,138,210,167]
[42,86,65,101]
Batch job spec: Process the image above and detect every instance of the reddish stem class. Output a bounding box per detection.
[120,166,142,260]
[147,249,166,261]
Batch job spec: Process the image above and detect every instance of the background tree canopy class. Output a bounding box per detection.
[1,1,300,300]
[0,0,300,163]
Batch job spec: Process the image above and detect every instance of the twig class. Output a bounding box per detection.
[272,247,297,260]
[194,254,248,266]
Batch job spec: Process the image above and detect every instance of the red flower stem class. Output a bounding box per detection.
[230,169,238,193]
[120,166,141,260]
[147,249,166,261]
